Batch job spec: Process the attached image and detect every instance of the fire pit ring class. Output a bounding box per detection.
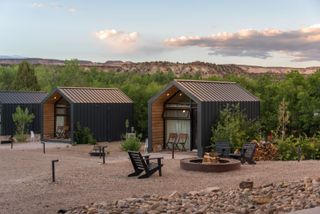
[180,158,241,172]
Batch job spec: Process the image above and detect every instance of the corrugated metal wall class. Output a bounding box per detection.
[198,101,260,156]
[73,103,133,142]
[1,104,42,135]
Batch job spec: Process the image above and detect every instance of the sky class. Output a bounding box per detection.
[0,0,320,67]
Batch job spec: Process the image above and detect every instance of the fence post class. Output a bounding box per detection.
[172,142,175,159]
[297,146,301,162]
[102,147,106,164]
[52,160,59,182]
[42,141,46,154]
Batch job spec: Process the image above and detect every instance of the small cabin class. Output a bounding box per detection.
[41,87,133,143]
[0,91,47,136]
[148,79,260,156]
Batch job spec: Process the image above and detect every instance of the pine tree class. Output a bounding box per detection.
[12,61,40,91]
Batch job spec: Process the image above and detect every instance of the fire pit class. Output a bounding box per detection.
[180,153,241,172]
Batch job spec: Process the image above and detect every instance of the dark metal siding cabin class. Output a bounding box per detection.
[148,80,260,157]
[0,91,47,135]
[41,87,133,143]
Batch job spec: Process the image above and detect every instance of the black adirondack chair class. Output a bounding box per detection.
[128,151,163,179]
[230,143,256,164]
[214,141,231,157]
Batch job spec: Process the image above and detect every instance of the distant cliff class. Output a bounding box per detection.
[0,58,319,77]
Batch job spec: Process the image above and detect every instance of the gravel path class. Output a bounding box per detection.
[0,142,320,214]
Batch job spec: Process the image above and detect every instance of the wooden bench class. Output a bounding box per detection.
[128,151,163,179]
[0,135,14,144]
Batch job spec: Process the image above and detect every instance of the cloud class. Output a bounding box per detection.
[164,25,320,62]
[68,7,76,13]
[31,3,45,8]
[31,2,76,13]
[95,29,139,53]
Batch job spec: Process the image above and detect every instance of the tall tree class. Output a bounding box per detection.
[12,61,40,91]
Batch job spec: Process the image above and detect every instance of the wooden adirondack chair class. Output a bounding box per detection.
[128,151,163,179]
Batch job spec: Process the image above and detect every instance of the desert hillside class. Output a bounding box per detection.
[0,58,319,77]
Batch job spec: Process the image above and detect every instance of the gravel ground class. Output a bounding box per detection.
[0,142,320,214]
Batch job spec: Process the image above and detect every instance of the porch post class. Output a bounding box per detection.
[70,103,74,143]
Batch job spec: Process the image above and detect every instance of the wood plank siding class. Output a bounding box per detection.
[43,92,62,138]
[151,86,178,151]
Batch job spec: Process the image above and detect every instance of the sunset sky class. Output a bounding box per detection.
[0,0,320,67]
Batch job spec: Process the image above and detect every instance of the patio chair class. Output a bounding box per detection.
[230,143,256,164]
[214,140,231,157]
[56,126,64,138]
[165,133,178,150]
[176,133,188,151]
[128,151,163,179]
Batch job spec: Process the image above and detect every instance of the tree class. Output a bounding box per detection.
[12,106,35,142]
[276,98,290,140]
[12,61,40,91]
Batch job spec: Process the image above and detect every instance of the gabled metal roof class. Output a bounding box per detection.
[175,79,259,102]
[0,91,47,104]
[149,79,259,104]
[55,87,133,104]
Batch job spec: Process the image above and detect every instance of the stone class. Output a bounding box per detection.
[87,207,98,214]
[262,183,273,188]
[202,187,220,194]
[117,200,128,208]
[168,191,181,199]
[239,180,254,189]
[312,179,320,187]
[150,202,160,209]
[188,191,199,196]
[304,177,312,185]
[238,207,249,214]
[252,196,271,205]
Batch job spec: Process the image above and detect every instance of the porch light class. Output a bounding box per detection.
[182,110,186,113]
[179,93,182,96]
[53,96,57,100]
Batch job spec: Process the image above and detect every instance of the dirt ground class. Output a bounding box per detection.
[0,142,320,214]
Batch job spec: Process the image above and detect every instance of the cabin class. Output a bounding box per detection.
[0,91,47,136]
[41,87,133,143]
[148,79,260,156]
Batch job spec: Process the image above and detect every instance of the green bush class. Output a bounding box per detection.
[15,134,27,142]
[276,135,320,160]
[211,104,260,149]
[121,136,141,151]
[73,122,96,145]
[12,106,35,142]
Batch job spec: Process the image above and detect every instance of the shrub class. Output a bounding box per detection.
[12,106,34,142]
[211,104,260,149]
[15,134,27,142]
[276,136,298,160]
[73,122,96,145]
[121,136,141,151]
[276,134,320,160]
